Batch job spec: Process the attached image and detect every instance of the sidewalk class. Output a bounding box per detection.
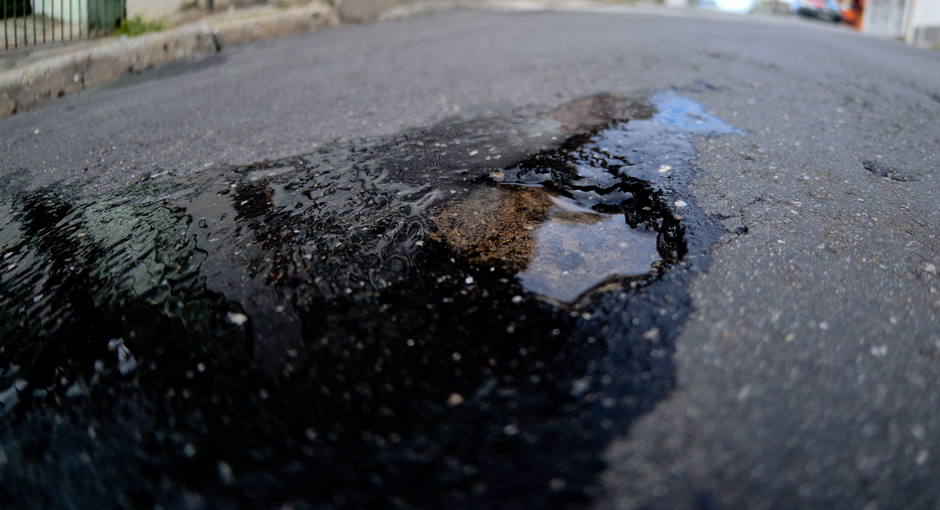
[0,1,339,119]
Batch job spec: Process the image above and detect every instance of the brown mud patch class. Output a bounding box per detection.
[427,185,553,272]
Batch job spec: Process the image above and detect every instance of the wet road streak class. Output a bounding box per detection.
[0,92,739,509]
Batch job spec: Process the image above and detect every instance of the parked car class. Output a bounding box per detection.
[792,0,844,22]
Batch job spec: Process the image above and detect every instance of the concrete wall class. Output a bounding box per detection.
[125,0,475,25]
[862,0,911,38]
[337,0,414,22]
[336,0,485,23]
[905,0,940,45]
[126,0,193,20]
[126,0,325,21]
[908,0,940,26]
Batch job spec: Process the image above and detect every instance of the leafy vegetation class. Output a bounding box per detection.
[116,16,164,37]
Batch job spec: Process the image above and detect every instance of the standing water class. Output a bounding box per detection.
[0,91,740,510]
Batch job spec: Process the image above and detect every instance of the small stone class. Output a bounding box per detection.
[227,312,248,326]
[570,377,591,396]
[447,393,464,406]
[549,478,566,491]
[642,328,660,341]
[218,461,235,485]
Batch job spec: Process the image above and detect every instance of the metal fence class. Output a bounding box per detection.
[3,0,124,51]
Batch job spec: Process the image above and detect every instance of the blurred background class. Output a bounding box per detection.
[3,0,939,53]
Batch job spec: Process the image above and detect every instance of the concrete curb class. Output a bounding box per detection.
[210,3,339,47]
[0,2,338,119]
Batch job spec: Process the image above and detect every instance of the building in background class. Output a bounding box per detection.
[861,0,940,46]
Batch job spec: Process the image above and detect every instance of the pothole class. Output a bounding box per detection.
[430,185,665,303]
[0,91,740,510]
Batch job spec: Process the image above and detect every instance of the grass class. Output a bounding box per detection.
[116,16,164,37]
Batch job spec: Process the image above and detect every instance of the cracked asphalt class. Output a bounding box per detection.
[1,5,940,510]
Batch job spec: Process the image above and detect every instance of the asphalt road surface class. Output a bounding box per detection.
[1,6,940,510]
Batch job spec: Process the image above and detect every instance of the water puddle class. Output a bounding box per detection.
[519,204,660,302]
[0,91,739,510]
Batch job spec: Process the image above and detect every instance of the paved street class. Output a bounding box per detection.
[1,5,939,510]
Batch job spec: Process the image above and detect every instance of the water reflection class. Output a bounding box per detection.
[0,189,251,417]
[520,197,660,302]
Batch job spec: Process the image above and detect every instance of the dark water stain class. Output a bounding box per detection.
[0,91,738,510]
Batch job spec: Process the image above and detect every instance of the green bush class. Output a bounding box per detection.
[116,16,164,37]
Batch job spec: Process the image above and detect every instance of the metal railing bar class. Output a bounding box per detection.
[2,0,126,52]
[4,0,9,51]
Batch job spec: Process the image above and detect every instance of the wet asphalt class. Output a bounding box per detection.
[1,6,940,510]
